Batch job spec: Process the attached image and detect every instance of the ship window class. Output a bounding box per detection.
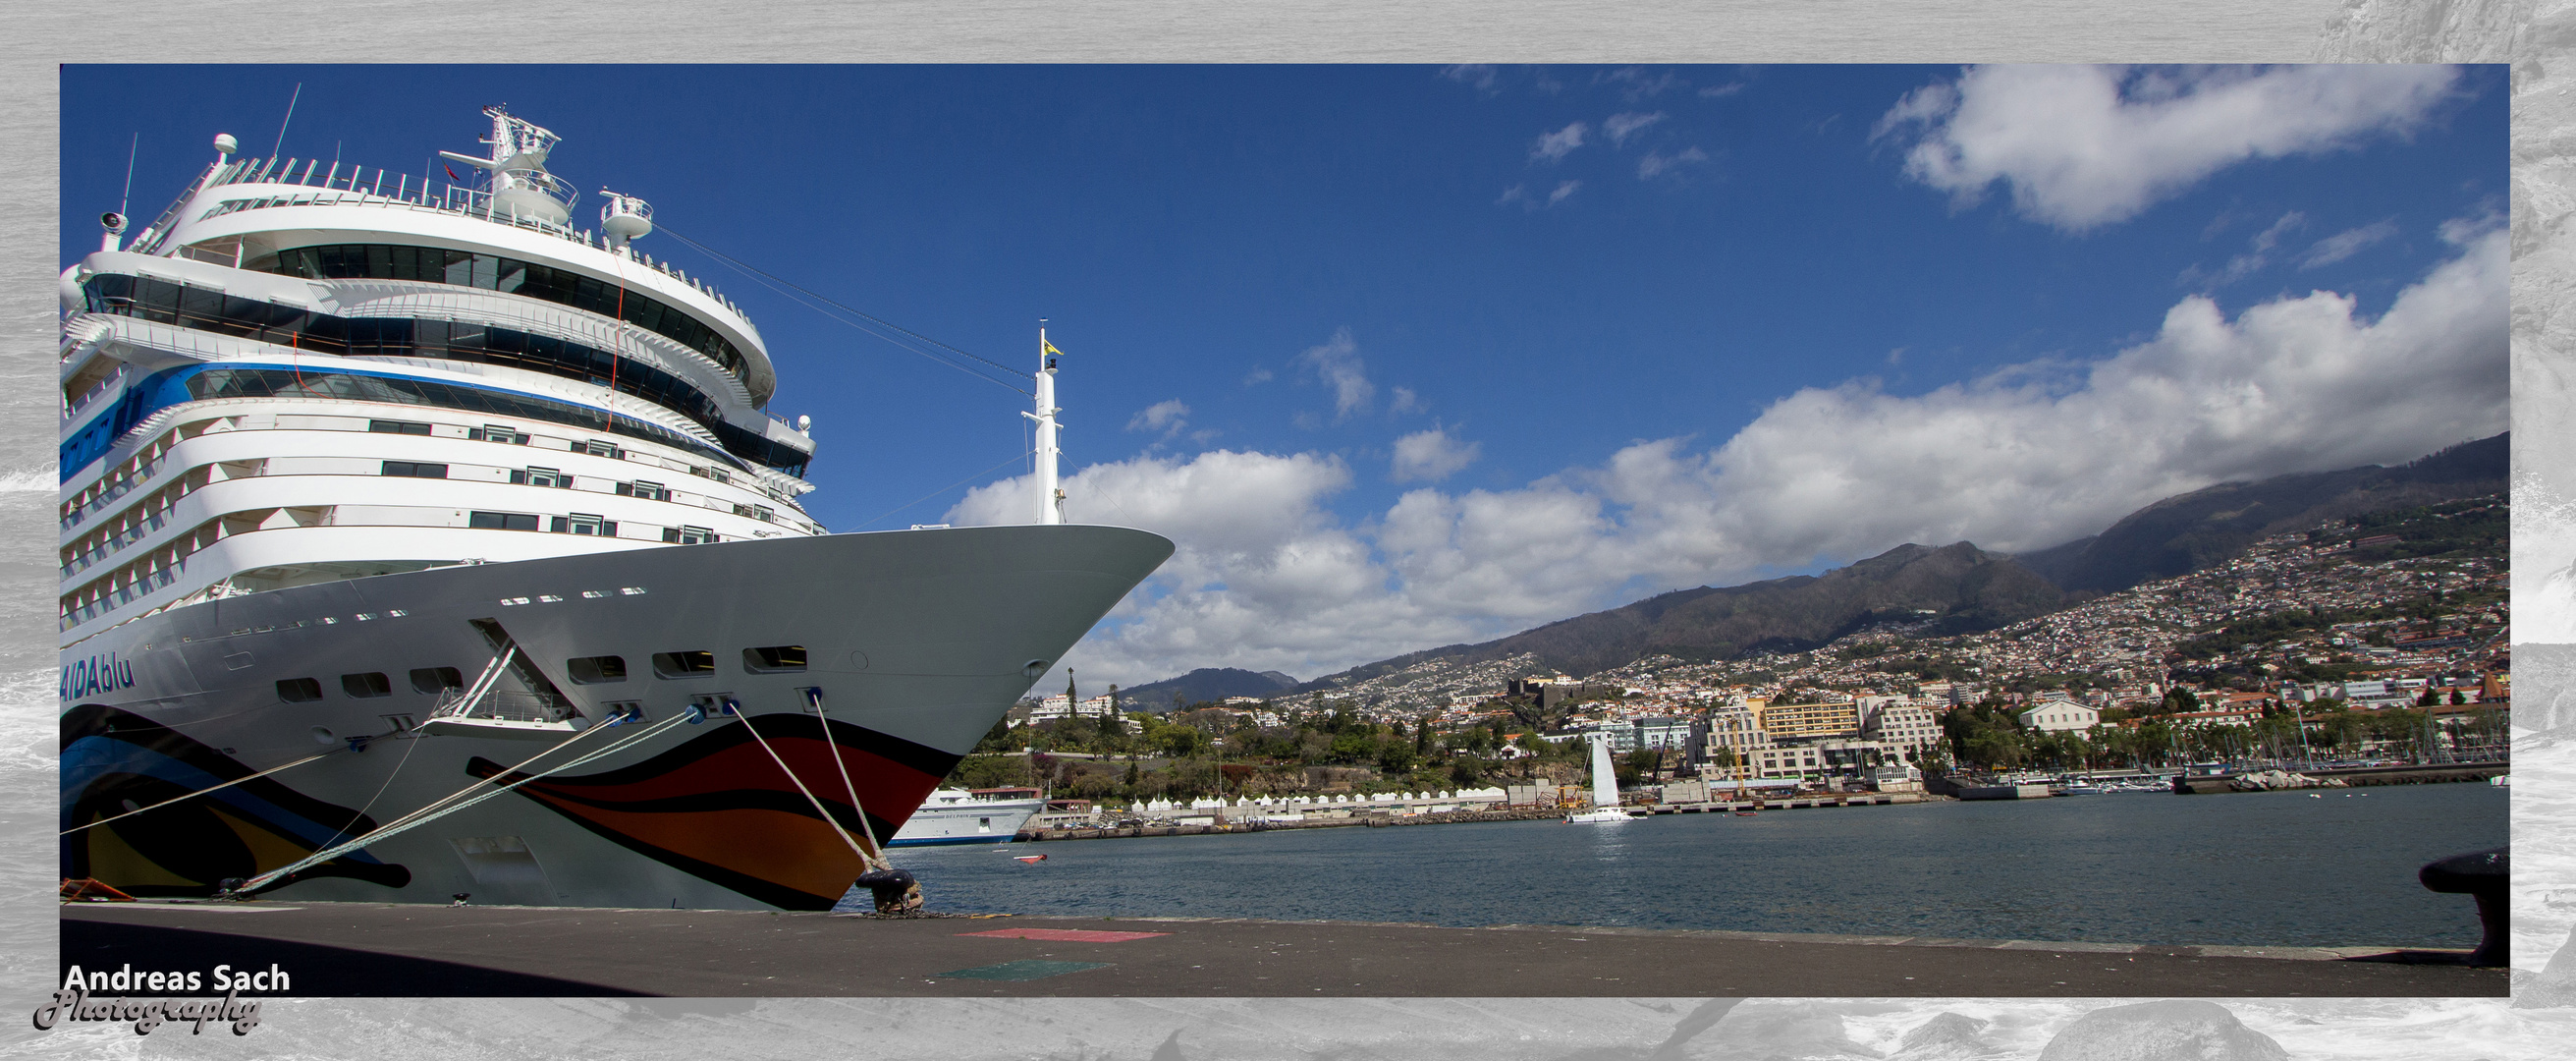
[470,425,529,445]
[551,514,616,536]
[566,655,628,684]
[411,666,464,695]
[742,645,807,673]
[368,419,431,435]
[277,678,324,702]
[618,480,669,501]
[341,672,393,698]
[577,438,624,458]
[663,526,716,544]
[260,243,749,383]
[510,467,570,488]
[468,511,540,531]
[652,650,716,679]
[382,461,448,478]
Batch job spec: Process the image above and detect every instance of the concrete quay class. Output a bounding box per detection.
[60,901,2503,998]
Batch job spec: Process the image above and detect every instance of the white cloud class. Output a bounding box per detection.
[1389,386,1425,415]
[1441,64,1500,93]
[2180,210,2305,287]
[1292,326,1374,419]
[1125,398,1190,438]
[1602,67,1687,100]
[2298,218,2398,268]
[1531,122,1587,163]
[1638,146,1709,179]
[1242,366,1274,386]
[1604,111,1666,145]
[1504,181,1582,210]
[950,228,2504,688]
[1391,426,1481,483]
[1699,82,1746,98]
[1875,65,2458,231]
[2249,210,2305,253]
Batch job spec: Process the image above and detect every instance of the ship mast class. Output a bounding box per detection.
[1028,323,1065,525]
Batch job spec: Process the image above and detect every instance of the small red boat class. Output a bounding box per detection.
[1014,854,1048,864]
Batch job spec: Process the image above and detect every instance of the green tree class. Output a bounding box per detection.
[1449,756,1486,788]
[972,716,1018,754]
[1326,731,1377,764]
[1617,749,1662,787]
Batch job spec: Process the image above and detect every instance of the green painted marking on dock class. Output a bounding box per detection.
[934,960,1112,981]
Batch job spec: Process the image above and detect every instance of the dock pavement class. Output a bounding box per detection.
[60,901,2504,997]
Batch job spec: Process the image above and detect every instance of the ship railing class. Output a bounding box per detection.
[491,167,579,215]
[431,689,580,726]
[61,456,165,530]
[145,156,747,318]
[64,367,127,420]
[59,561,183,633]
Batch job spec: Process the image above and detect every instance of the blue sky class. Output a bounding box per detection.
[61,65,2509,688]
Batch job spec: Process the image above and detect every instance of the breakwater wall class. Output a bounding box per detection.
[2172,763,2505,794]
[1017,793,1928,842]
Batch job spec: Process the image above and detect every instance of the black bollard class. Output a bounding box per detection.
[2418,848,2506,967]
[853,867,921,915]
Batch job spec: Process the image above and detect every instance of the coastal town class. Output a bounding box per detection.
[957,497,2509,820]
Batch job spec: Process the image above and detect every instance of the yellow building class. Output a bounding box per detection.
[1756,700,1862,740]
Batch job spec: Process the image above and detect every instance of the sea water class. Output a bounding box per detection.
[866,782,2506,950]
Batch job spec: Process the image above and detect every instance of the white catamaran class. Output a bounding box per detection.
[1564,731,1640,823]
[58,106,1168,911]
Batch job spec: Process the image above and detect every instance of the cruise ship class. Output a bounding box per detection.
[885,788,1049,847]
[57,107,1170,911]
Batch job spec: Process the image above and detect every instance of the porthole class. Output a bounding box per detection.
[567,655,629,684]
[411,666,464,695]
[651,650,715,679]
[742,645,807,674]
[341,672,392,698]
[278,677,324,702]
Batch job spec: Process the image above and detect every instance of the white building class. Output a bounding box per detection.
[1864,701,1944,761]
[2018,698,2100,734]
[1028,692,1124,723]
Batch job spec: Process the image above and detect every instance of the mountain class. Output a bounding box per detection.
[1306,540,2066,685]
[1117,667,1302,712]
[2013,433,2506,595]
[1300,433,2505,689]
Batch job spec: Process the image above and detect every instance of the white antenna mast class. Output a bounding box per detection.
[1025,321,1065,525]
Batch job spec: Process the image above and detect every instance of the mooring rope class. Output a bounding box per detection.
[734,700,881,873]
[804,688,890,871]
[61,746,345,837]
[240,711,689,893]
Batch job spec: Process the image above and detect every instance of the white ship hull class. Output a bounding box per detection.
[62,525,1169,910]
[886,792,1046,847]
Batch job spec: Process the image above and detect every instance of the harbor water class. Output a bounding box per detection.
[857,782,2507,950]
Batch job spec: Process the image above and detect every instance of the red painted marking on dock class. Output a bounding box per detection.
[959,928,1170,943]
